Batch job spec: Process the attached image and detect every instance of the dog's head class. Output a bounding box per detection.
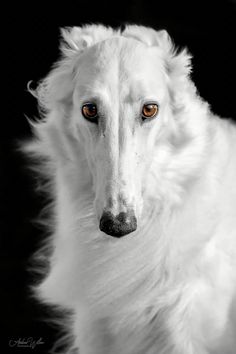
[31,25,207,238]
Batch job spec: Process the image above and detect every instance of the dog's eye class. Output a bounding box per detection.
[82,103,98,122]
[142,104,159,120]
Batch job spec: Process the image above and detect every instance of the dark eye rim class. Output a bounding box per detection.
[81,103,98,123]
[141,102,159,121]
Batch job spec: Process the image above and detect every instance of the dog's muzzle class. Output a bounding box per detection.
[99,210,137,237]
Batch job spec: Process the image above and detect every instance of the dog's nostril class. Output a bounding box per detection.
[116,212,130,223]
[99,211,137,238]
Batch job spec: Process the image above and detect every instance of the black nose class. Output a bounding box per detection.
[99,210,137,237]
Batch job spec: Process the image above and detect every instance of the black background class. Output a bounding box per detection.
[2,1,236,353]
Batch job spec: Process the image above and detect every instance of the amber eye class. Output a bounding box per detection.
[82,103,98,122]
[142,103,159,120]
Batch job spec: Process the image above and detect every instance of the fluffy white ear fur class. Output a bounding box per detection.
[123,26,194,112]
[123,25,192,84]
[60,24,115,54]
[34,25,115,111]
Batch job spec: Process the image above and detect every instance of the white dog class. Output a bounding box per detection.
[27,25,236,354]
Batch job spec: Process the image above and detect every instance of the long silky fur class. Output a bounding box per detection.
[25,24,236,354]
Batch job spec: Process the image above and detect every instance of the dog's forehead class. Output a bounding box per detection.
[76,37,166,94]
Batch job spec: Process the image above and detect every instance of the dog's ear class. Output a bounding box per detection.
[149,28,193,109]
[32,59,74,112]
[123,26,192,80]
[159,31,193,110]
[155,30,192,90]
[60,25,114,55]
[123,26,193,106]
[32,25,114,112]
